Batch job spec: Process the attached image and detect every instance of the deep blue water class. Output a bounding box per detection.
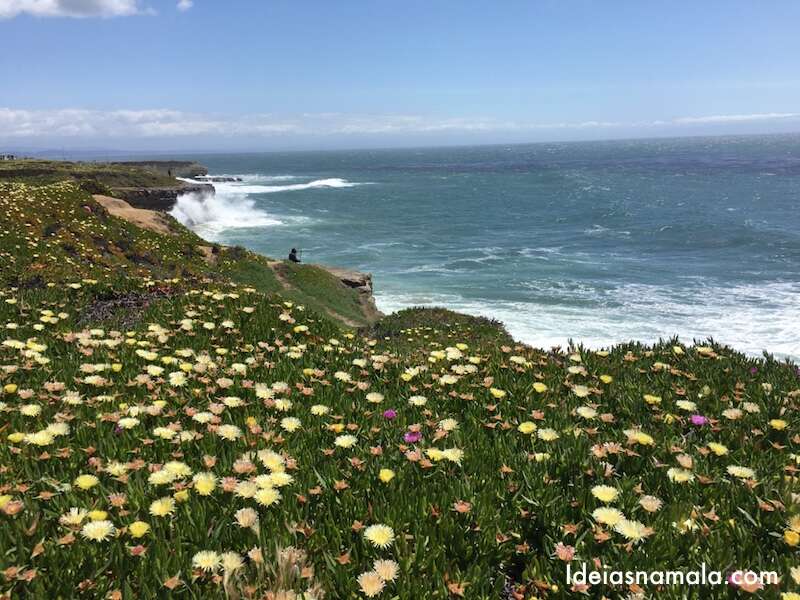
[168,135,800,358]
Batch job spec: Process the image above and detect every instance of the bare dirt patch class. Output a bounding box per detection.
[93,194,175,236]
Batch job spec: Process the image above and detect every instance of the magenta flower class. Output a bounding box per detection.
[403,431,422,443]
[691,414,708,426]
[383,409,397,420]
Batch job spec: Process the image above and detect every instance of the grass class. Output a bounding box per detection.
[1,178,799,599]
[0,181,375,329]
[0,160,179,191]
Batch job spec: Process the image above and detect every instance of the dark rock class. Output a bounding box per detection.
[110,183,214,211]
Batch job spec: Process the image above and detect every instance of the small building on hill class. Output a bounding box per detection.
[0,154,16,161]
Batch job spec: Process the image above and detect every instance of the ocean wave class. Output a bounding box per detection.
[172,173,365,239]
[211,177,365,195]
[375,280,800,359]
[170,190,284,241]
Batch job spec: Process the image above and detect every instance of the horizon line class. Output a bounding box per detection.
[7,129,800,159]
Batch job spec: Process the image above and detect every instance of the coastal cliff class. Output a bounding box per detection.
[0,159,384,326]
[110,181,214,211]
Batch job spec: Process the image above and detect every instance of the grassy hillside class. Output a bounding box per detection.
[0,178,799,599]
[0,181,373,328]
[0,159,178,192]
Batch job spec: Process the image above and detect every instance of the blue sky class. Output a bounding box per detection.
[1,0,800,151]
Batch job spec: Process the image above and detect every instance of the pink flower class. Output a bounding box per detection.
[403,431,421,443]
[553,542,575,562]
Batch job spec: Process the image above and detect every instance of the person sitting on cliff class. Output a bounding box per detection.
[288,248,301,263]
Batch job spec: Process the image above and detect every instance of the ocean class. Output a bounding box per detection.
[168,135,800,359]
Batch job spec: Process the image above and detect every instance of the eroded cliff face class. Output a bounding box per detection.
[110,182,214,211]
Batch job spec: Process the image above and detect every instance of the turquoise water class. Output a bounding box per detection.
[170,135,800,358]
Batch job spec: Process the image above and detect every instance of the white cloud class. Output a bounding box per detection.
[0,107,798,141]
[0,0,145,18]
[176,0,192,11]
[673,112,800,124]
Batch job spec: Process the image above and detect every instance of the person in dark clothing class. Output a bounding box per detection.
[288,248,301,263]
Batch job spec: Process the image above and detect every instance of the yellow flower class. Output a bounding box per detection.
[442,448,464,464]
[193,472,217,496]
[81,520,116,542]
[591,485,619,503]
[3,383,18,395]
[222,551,244,573]
[572,385,589,398]
[787,515,800,533]
[280,417,301,432]
[599,375,613,384]
[254,487,281,507]
[174,489,190,503]
[88,510,108,521]
[489,388,507,399]
[364,524,395,548]
[517,421,537,434]
[624,429,655,446]
[74,474,100,490]
[334,434,357,448]
[614,519,649,543]
[781,593,800,600]
[532,382,548,393]
[707,442,728,456]
[727,465,755,480]
[192,550,221,573]
[128,521,150,538]
[149,497,176,517]
[379,469,395,483]
[643,394,662,406]
[537,428,559,442]
[785,530,800,547]
[592,507,625,526]
[770,419,788,431]
[667,468,695,483]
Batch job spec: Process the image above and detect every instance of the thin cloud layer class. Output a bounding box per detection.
[1,107,798,144]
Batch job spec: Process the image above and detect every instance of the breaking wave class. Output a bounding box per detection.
[172,174,366,240]
[170,190,283,241]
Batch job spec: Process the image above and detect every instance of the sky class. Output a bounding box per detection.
[1,0,800,152]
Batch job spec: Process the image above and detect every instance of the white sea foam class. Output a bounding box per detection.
[170,190,284,241]
[173,174,364,240]
[375,280,800,359]
[186,177,363,196]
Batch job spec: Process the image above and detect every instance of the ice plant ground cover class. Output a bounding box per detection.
[1,182,800,599]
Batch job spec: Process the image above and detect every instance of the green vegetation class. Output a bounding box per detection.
[0,173,799,599]
[0,181,373,328]
[0,159,178,192]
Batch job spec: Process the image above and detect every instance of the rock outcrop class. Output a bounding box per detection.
[110,182,214,211]
[322,267,383,321]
